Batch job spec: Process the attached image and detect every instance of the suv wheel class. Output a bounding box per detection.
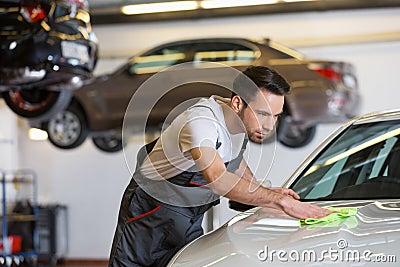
[278,115,316,148]
[45,102,88,149]
[92,136,123,153]
[1,89,72,120]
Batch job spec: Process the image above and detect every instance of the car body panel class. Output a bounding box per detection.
[168,200,400,266]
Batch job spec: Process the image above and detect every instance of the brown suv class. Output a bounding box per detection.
[39,38,360,152]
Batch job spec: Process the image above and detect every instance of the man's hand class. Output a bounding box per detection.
[269,187,330,219]
[280,196,332,220]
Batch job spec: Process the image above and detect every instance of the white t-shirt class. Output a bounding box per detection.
[141,95,245,180]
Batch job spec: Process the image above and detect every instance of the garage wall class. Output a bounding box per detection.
[0,101,18,170]
[12,7,400,259]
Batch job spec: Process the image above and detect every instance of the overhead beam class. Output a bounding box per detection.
[89,0,400,25]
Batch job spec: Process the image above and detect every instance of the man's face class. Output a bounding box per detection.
[239,89,284,144]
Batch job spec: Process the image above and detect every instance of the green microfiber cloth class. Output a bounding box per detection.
[300,207,358,225]
[301,215,358,230]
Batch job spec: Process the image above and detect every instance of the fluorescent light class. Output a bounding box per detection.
[28,128,48,141]
[201,0,278,9]
[121,1,199,15]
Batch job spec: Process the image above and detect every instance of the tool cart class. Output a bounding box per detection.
[37,204,68,266]
[1,169,39,267]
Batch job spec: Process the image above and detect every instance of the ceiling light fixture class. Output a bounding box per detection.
[200,0,278,9]
[121,1,199,15]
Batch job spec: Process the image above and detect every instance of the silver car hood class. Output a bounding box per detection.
[168,200,400,266]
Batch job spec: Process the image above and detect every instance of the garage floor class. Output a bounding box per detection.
[53,260,108,267]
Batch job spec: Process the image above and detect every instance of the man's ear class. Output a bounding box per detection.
[231,95,244,113]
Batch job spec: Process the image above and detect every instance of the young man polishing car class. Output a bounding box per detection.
[109,66,331,267]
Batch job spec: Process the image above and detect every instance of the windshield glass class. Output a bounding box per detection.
[290,119,400,200]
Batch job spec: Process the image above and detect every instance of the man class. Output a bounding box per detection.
[109,66,331,267]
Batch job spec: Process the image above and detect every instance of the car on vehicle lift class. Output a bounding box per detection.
[40,37,360,152]
[0,0,98,120]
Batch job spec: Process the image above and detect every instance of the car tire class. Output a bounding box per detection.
[92,136,124,153]
[277,115,316,148]
[1,89,72,120]
[45,102,88,150]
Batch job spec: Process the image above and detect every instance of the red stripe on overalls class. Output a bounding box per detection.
[189,181,207,187]
[126,205,162,223]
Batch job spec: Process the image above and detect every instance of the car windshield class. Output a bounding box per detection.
[290,119,400,200]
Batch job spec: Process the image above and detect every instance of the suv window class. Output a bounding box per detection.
[193,41,256,66]
[291,120,400,200]
[129,43,192,74]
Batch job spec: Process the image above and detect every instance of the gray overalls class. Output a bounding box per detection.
[109,115,248,267]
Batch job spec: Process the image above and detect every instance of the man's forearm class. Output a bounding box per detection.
[234,159,255,182]
[209,171,285,210]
